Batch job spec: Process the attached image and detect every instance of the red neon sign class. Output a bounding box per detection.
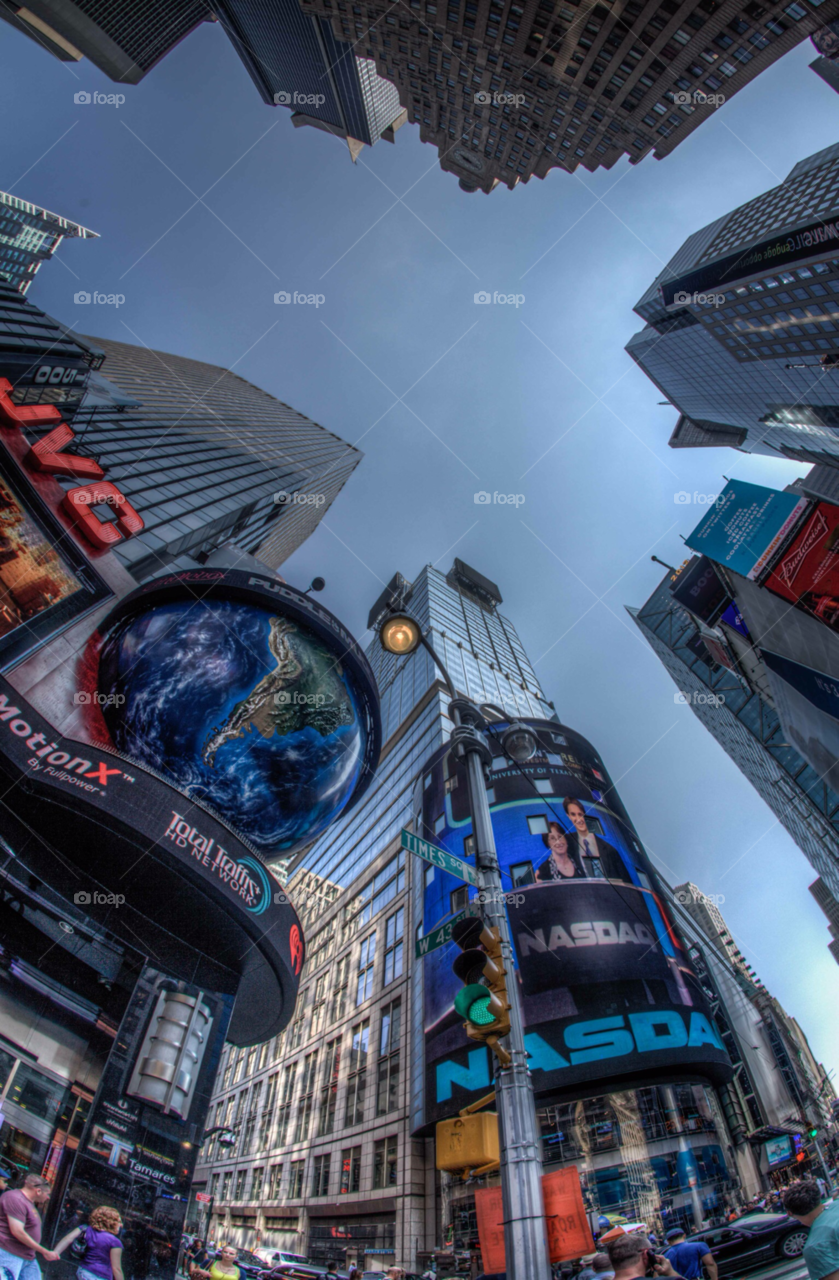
[0,378,143,550]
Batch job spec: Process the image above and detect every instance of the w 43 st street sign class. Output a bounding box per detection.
[400,828,478,886]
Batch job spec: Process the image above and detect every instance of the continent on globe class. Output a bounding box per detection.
[202,616,354,766]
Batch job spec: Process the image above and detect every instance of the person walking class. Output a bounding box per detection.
[782,1179,839,1280]
[208,1246,240,1280]
[55,1206,124,1280]
[663,1229,718,1280]
[0,1173,59,1280]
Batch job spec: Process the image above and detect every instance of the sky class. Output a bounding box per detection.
[3,19,839,1076]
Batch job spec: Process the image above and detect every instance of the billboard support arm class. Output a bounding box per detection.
[455,700,552,1280]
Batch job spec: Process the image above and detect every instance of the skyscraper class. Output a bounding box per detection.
[216,0,406,158]
[0,289,360,579]
[0,190,97,295]
[629,571,839,906]
[74,334,362,574]
[809,876,839,963]
[627,141,839,466]
[0,0,210,82]
[299,0,839,192]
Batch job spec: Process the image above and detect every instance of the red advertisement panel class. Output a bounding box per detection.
[765,502,839,617]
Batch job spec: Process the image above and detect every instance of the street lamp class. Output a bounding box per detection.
[379,611,552,1280]
[380,614,424,659]
[499,721,539,764]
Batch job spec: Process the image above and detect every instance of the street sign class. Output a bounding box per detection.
[401,828,479,886]
[416,910,467,958]
[195,1193,212,1203]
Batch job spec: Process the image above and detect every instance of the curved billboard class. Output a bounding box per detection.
[416,719,732,1127]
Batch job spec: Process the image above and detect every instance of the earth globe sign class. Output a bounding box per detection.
[95,569,381,858]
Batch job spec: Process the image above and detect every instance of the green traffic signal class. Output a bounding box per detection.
[454,983,498,1026]
[809,1127,819,1138]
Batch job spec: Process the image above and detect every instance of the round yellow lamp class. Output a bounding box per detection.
[380,614,421,656]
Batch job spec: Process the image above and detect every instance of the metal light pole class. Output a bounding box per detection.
[379,614,552,1280]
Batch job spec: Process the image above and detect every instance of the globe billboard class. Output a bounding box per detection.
[91,567,382,858]
[415,719,732,1128]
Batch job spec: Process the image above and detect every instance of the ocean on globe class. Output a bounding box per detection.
[96,598,369,855]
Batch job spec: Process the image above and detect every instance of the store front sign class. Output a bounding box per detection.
[0,378,143,549]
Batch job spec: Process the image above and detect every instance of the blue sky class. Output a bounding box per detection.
[3,19,839,1074]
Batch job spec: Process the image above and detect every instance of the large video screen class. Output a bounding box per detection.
[416,720,732,1128]
[0,437,111,669]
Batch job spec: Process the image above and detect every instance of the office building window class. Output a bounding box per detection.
[311,971,328,1035]
[251,1167,264,1199]
[221,1171,232,1201]
[294,1051,317,1143]
[276,1063,296,1145]
[210,1173,220,1199]
[373,1135,398,1189]
[318,1037,341,1136]
[340,1146,362,1194]
[268,1164,283,1199]
[289,1160,305,1199]
[312,1152,331,1197]
[377,998,401,1116]
[384,908,404,984]
[345,1019,369,1125]
[234,1169,247,1199]
[288,1000,307,1050]
[333,953,350,1020]
[357,933,377,1004]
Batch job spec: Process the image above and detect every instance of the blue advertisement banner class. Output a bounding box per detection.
[685,480,808,581]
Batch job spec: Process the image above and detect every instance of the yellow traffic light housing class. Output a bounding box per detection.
[436,1111,500,1175]
[451,917,511,1063]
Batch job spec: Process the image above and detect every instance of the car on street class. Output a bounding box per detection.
[257,1262,348,1280]
[684,1213,810,1275]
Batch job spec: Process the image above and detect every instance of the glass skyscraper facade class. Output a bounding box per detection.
[72,334,362,574]
[630,575,839,904]
[216,0,404,151]
[0,286,360,579]
[627,142,839,466]
[0,0,209,82]
[0,190,97,296]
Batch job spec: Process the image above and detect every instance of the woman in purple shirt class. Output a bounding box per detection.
[56,1206,124,1280]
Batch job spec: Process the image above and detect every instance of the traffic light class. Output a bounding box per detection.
[451,917,511,1063]
[809,1126,820,1139]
